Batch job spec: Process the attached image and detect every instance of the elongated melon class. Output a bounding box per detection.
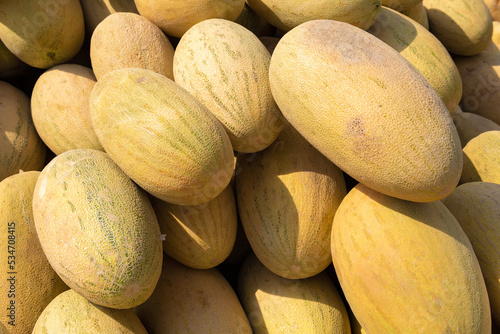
[0,171,68,333]
[90,67,234,206]
[460,130,500,184]
[331,183,491,333]
[269,19,462,202]
[32,149,163,309]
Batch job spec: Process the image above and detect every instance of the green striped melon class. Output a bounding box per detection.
[367,6,462,111]
[0,171,68,333]
[90,67,235,206]
[235,123,347,279]
[173,18,283,153]
[237,252,351,333]
[269,19,462,202]
[32,149,163,309]
[0,81,47,182]
[331,183,491,333]
[33,289,147,333]
[460,131,500,184]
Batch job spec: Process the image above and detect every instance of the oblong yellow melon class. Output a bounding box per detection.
[33,289,147,334]
[90,12,175,80]
[79,0,139,33]
[367,6,462,111]
[0,0,85,69]
[423,0,493,56]
[452,111,500,147]
[246,0,382,32]
[135,255,252,333]
[237,252,351,333]
[269,19,462,202]
[460,130,500,184]
[441,182,500,327]
[401,1,428,29]
[331,183,491,333]
[0,171,68,333]
[32,149,164,309]
[235,123,347,279]
[90,67,235,206]
[0,81,47,182]
[31,63,103,155]
[174,18,283,153]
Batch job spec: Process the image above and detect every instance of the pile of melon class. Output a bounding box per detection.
[1,0,500,333]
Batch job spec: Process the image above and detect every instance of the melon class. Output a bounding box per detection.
[452,111,500,147]
[460,130,500,184]
[441,182,500,327]
[90,12,175,80]
[269,19,462,203]
[367,6,462,111]
[135,255,252,333]
[173,18,283,153]
[237,252,351,333]
[32,149,163,309]
[234,3,276,37]
[0,0,85,69]
[331,182,491,333]
[0,171,68,333]
[401,1,429,29]
[33,289,147,334]
[423,0,493,56]
[0,40,28,79]
[79,0,139,32]
[90,67,234,206]
[31,63,103,155]
[246,0,382,32]
[235,123,347,279]
[382,0,421,12]
[0,81,47,182]
[484,0,500,21]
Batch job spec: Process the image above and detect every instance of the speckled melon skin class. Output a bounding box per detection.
[331,183,491,333]
[32,149,163,309]
[269,19,462,203]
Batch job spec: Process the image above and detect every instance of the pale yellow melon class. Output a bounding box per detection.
[453,111,500,147]
[382,0,421,12]
[401,1,429,29]
[79,0,138,32]
[485,0,500,21]
[460,130,500,184]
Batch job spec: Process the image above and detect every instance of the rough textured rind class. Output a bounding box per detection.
[368,7,462,111]
[331,183,491,333]
[452,111,500,147]
[135,256,252,334]
[460,130,500,184]
[0,0,85,69]
[423,0,493,56]
[0,81,47,182]
[235,123,347,279]
[269,19,462,202]
[32,289,148,334]
[441,182,500,327]
[0,171,69,334]
[90,67,235,206]
[90,12,175,80]
[174,18,283,153]
[246,0,381,32]
[237,253,351,334]
[31,63,103,155]
[32,149,163,309]
[150,184,238,269]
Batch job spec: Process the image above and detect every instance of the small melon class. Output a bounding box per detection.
[460,130,500,184]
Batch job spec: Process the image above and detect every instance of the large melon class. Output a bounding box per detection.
[174,18,283,153]
[0,171,68,333]
[32,149,163,309]
[269,19,462,203]
[90,67,234,206]
[331,183,491,333]
[460,130,500,184]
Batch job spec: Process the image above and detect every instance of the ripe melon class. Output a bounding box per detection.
[0,0,85,69]
[90,67,234,206]
[452,111,500,147]
[79,0,139,32]
[173,18,283,153]
[485,0,500,22]
[32,289,147,334]
[0,81,47,182]
[331,182,491,333]
[0,171,68,333]
[460,130,500,184]
[90,12,175,80]
[0,40,28,79]
[237,252,351,333]
[32,149,164,309]
[246,0,382,32]
[135,255,252,333]
[423,0,493,56]
[367,6,462,111]
[401,1,429,29]
[269,19,462,202]
[235,123,347,279]
[150,184,238,269]
[31,63,103,155]
[381,0,421,12]
[441,182,500,327]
